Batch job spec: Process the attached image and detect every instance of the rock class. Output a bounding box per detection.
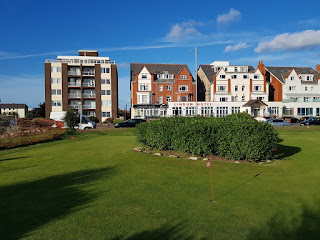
[154,153,162,156]
[235,161,240,164]
[189,157,198,160]
[133,147,143,152]
[203,158,209,161]
[169,155,178,158]
[266,160,272,163]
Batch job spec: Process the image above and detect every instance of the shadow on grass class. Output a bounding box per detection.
[0,156,31,162]
[277,141,301,159]
[247,201,320,240]
[117,223,207,240]
[0,167,115,240]
[215,172,263,201]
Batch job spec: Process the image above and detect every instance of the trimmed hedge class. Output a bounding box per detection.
[136,113,278,161]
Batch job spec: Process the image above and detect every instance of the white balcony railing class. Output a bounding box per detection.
[83,105,96,109]
[68,105,80,109]
[82,71,95,76]
[282,98,320,103]
[82,82,95,87]
[83,93,96,98]
[68,82,81,87]
[46,59,116,64]
[68,71,81,76]
[68,93,81,98]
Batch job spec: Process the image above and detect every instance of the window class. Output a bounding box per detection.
[102,112,111,118]
[158,74,174,79]
[139,84,149,91]
[166,85,171,90]
[254,86,262,91]
[52,100,62,106]
[232,107,240,114]
[242,86,245,91]
[51,67,61,72]
[306,76,310,81]
[235,86,238,91]
[100,68,110,73]
[254,75,260,79]
[289,86,296,91]
[242,96,245,101]
[297,108,313,116]
[231,75,237,79]
[172,107,182,116]
[179,85,188,91]
[101,79,111,84]
[102,90,111,95]
[159,96,163,103]
[243,75,248,79]
[305,87,308,91]
[51,89,61,95]
[51,78,62,84]
[225,68,228,72]
[166,96,171,102]
[304,97,310,102]
[234,67,238,72]
[141,74,148,79]
[311,87,314,91]
[216,107,228,117]
[234,96,238,101]
[291,76,294,80]
[218,86,226,91]
[201,107,214,117]
[220,75,225,79]
[159,85,163,91]
[181,96,188,102]
[257,97,264,100]
[186,107,195,116]
[220,97,227,102]
[101,100,111,106]
[269,107,279,115]
[180,75,187,80]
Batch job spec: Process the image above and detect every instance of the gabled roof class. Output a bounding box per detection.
[242,99,268,107]
[265,66,318,83]
[198,65,216,83]
[0,103,28,108]
[130,63,192,82]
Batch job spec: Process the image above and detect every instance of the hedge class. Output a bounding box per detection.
[135,113,278,161]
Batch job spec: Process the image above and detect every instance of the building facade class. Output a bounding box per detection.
[0,104,28,118]
[130,63,195,118]
[45,50,118,122]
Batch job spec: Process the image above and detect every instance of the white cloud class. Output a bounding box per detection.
[255,30,320,53]
[165,20,205,42]
[224,42,249,52]
[217,9,241,24]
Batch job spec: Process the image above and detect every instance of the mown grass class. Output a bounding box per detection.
[0,126,319,240]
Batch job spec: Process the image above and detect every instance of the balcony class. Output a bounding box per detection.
[282,98,320,103]
[68,105,80,109]
[83,105,96,109]
[68,93,81,98]
[68,70,81,76]
[82,82,95,87]
[82,71,95,76]
[68,82,81,87]
[83,93,96,98]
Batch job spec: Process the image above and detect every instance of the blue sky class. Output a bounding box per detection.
[1,0,320,109]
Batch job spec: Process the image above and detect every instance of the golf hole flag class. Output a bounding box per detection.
[206,161,211,168]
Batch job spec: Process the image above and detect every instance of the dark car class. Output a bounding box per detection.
[300,117,320,126]
[114,119,147,128]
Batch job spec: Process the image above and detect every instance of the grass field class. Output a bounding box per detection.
[0,127,319,240]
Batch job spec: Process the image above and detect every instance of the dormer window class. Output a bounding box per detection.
[306,76,312,81]
[291,76,294,80]
[220,75,225,79]
[254,75,259,79]
[141,74,147,79]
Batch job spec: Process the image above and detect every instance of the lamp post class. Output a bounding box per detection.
[190,47,198,115]
[78,102,82,129]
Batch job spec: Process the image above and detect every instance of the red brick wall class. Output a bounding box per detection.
[270,76,283,102]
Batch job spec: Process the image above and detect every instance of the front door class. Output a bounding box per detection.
[252,108,259,117]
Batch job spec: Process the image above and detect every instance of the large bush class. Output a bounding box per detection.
[135,113,278,161]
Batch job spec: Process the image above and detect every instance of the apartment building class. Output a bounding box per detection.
[45,50,118,122]
[130,63,195,118]
[0,103,28,118]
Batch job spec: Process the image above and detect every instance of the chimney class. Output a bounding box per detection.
[258,60,265,75]
[316,65,320,73]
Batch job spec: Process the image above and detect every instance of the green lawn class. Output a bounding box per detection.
[0,127,319,240]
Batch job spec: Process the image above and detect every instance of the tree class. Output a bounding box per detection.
[62,110,79,130]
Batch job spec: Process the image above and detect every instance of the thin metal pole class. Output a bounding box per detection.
[195,47,198,115]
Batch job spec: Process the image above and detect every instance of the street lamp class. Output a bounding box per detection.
[190,47,198,115]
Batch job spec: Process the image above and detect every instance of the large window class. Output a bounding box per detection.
[159,85,163,91]
[101,79,111,84]
[102,112,111,117]
[172,107,182,116]
[180,75,187,80]
[51,89,61,95]
[216,107,228,117]
[166,85,172,90]
[52,100,62,106]
[139,84,149,91]
[138,95,149,104]
[181,96,188,102]
[51,78,62,84]
[269,107,279,115]
[102,100,111,107]
[179,85,188,91]
[186,107,195,116]
[51,67,61,72]
[254,86,262,91]
[298,108,313,116]
[102,90,111,95]
[218,86,226,91]
[100,68,110,73]
[201,107,214,117]
[232,107,240,114]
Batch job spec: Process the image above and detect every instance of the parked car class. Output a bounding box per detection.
[114,118,147,128]
[50,111,96,130]
[300,117,320,126]
[266,119,291,126]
